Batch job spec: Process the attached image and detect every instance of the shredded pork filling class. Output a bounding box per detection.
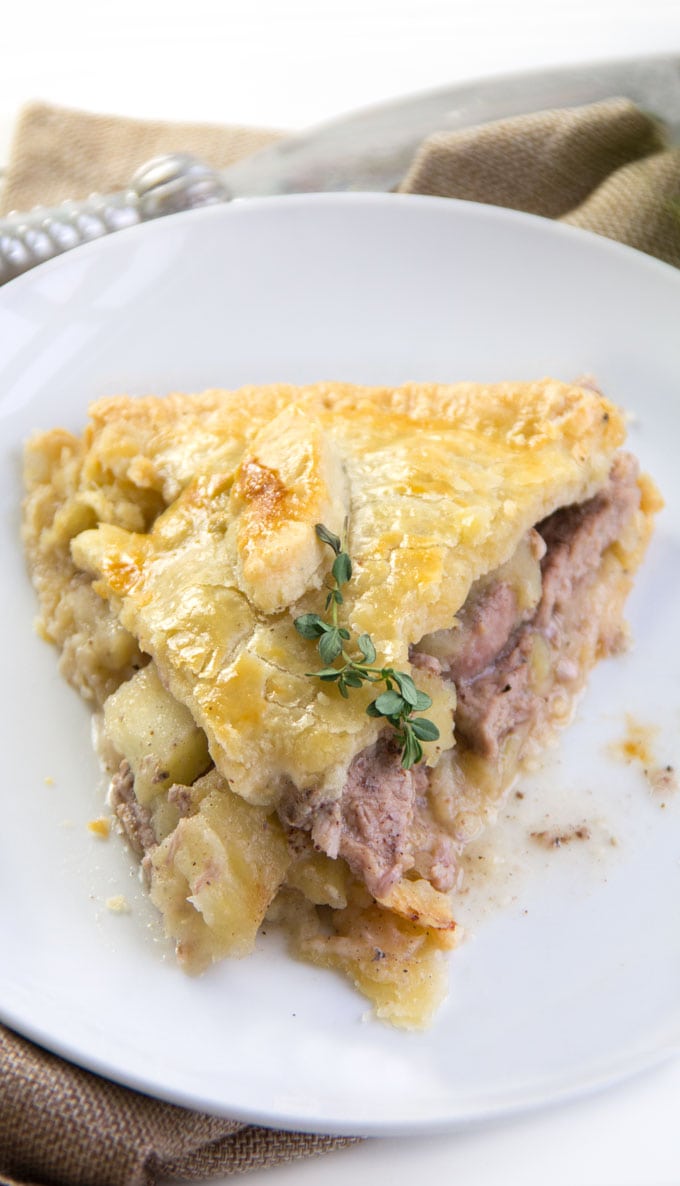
[308,453,642,897]
[450,451,640,760]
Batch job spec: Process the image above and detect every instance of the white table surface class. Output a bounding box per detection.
[3,3,680,1184]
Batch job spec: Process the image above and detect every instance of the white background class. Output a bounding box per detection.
[2,3,680,1185]
[2,0,680,149]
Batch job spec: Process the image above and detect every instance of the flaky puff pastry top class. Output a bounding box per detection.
[62,380,626,807]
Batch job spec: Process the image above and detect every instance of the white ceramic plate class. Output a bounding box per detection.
[1,195,679,1136]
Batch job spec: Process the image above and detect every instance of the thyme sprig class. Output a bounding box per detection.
[294,524,440,770]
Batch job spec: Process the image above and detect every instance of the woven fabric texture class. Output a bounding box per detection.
[1,101,282,213]
[0,1028,357,1186]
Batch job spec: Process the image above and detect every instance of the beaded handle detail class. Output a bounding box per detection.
[0,153,230,284]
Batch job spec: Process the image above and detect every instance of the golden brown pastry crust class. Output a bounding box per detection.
[58,379,626,808]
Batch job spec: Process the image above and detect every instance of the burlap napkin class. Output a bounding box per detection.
[402,97,680,265]
[1,93,679,1186]
[3,96,680,264]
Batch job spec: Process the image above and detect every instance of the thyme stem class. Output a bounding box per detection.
[293,524,440,770]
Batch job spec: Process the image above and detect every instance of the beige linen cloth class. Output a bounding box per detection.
[1,95,679,1186]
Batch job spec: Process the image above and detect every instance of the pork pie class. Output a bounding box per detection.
[22,380,661,1027]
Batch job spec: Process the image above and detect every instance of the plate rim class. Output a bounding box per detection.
[2,189,680,307]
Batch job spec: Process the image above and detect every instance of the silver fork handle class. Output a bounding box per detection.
[0,153,230,284]
[4,54,680,285]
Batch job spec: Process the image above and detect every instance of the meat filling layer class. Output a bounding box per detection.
[317,453,642,895]
[443,451,640,760]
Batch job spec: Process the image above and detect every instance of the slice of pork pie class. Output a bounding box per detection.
[23,380,660,1026]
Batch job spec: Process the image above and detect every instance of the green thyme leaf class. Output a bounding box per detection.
[400,728,423,770]
[332,551,352,585]
[413,689,433,711]
[357,633,376,663]
[294,613,328,639]
[392,671,419,707]
[373,690,406,717]
[342,670,364,688]
[315,523,342,554]
[318,629,344,664]
[409,717,440,742]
